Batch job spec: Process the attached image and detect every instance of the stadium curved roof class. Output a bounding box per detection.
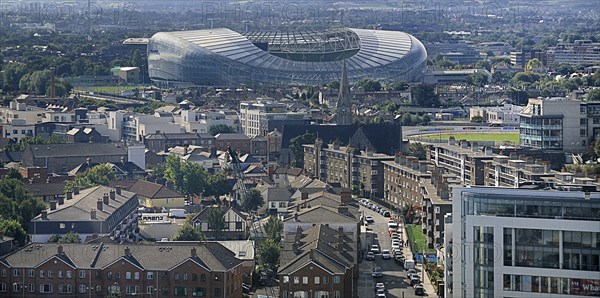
[164,28,416,71]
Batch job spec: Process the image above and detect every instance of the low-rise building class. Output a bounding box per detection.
[28,185,139,243]
[215,133,250,156]
[0,242,243,297]
[190,206,248,240]
[122,180,185,209]
[428,138,495,185]
[469,104,523,127]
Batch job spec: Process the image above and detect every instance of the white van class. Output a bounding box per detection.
[404,259,415,270]
[169,209,188,219]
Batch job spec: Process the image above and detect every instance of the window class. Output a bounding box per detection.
[183,273,189,281]
[162,272,168,280]
[39,284,52,293]
[161,286,168,295]
[193,287,206,297]
[58,284,72,293]
[66,271,72,279]
[115,272,120,280]
[174,287,188,296]
[0,283,5,292]
[0,269,5,277]
[126,285,139,294]
[294,276,300,284]
[334,291,341,298]
[28,283,34,293]
[47,270,53,279]
[13,283,19,292]
[79,285,87,293]
[200,274,206,281]
[236,222,243,229]
[283,276,289,283]
[323,276,329,284]
[134,272,140,280]
[126,272,131,280]
[39,270,44,278]
[13,269,20,277]
[106,272,112,280]
[314,276,320,284]
[192,274,197,281]
[302,276,308,284]
[28,269,35,277]
[79,270,85,279]
[146,286,154,294]
[214,287,221,297]
[147,272,154,280]
[174,273,179,281]
[333,276,340,284]
[58,270,63,278]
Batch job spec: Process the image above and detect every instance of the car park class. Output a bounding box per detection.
[381,249,391,259]
[371,266,383,278]
[366,252,375,261]
[371,244,380,254]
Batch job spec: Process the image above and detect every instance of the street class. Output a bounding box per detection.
[359,203,428,298]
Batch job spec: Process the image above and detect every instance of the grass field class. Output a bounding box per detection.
[415,132,520,144]
[406,224,436,254]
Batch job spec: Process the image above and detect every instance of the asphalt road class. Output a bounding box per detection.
[359,204,426,298]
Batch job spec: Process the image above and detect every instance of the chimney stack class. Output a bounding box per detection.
[41,210,48,220]
[66,192,73,200]
[103,193,109,205]
[97,199,103,211]
[295,226,303,242]
[49,201,57,211]
[90,209,97,220]
[109,189,116,200]
[292,241,299,252]
[124,247,130,256]
[301,191,308,200]
[338,226,344,237]
[57,245,63,255]
[294,212,299,221]
[191,247,197,257]
[340,188,351,204]
[116,185,122,195]
[337,204,348,214]
[73,186,79,195]
[337,234,344,251]
[57,196,64,205]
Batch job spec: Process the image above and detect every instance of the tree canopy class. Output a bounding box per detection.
[587,89,600,101]
[7,135,63,152]
[264,216,283,244]
[0,220,27,245]
[0,178,46,233]
[164,155,208,196]
[257,238,280,272]
[48,231,81,243]
[408,142,427,160]
[240,188,264,213]
[206,208,226,240]
[209,124,237,136]
[355,78,382,92]
[289,131,316,168]
[412,84,440,108]
[64,164,117,193]
[172,222,205,241]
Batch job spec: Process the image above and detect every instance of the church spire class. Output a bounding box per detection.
[336,61,352,125]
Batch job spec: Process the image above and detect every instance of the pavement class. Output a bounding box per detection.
[400,224,438,297]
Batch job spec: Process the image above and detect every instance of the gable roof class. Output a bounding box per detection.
[263,188,294,202]
[283,204,360,224]
[127,180,183,199]
[191,206,247,223]
[26,143,127,158]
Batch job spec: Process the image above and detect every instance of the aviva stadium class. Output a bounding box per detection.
[148,28,427,87]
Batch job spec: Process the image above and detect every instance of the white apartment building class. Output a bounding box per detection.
[0,101,46,124]
[239,100,306,137]
[547,40,600,66]
[180,110,236,133]
[469,104,523,126]
[450,187,600,298]
[1,119,35,141]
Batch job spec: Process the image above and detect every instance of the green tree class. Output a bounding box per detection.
[206,208,225,240]
[0,220,27,245]
[525,58,543,71]
[509,89,530,105]
[129,49,144,68]
[554,63,574,76]
[257,238,280,272]
[2,63,29,91]
[327,80,340,90]
[412,84,440,108]
[511,72,542,85]
[264,216,283,243]
[172,222,205,241]
[58,231,81,243]
[289,132,316,168]
[7,135,63,152]
[64,164,117,193]
[434,59,455,69]
[408,142,427,160]
[470,115,484,123]
[422,114,431,125]
[474,60,491,71]
[48,234,61,243]
[0,178,46,232]
[401,114,414,126]
[356,78,382,92]
[131,101,168,114]
[204,173,232,198]
[209,124,237,136]
[240,188,264,213]
[164,155,208,196]
[387,81,409,91]
[465,73,489,87]
[587,89,600,101]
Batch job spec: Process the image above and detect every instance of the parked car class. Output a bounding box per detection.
[414,284,425,296]
[366,252,375,261]
[365,216,375,223]
[410,275,422,286]
[381,249,391,259]
[375,282,386,292]
[382,211,391,217]
[406,269,417,276]
[371,244,380,254]
[371,266,383,278]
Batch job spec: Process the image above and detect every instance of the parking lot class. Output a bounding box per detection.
[358,199,429,298]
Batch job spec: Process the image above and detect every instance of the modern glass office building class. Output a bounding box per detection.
[449,187,600,298]
[147,28,427,87]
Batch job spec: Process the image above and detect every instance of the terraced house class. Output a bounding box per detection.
[0,242,243,297]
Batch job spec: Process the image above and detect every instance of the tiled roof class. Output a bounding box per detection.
[26,143,127,158]
[2,242,242,272]
[283,204,360,224]
[127,179,183,199]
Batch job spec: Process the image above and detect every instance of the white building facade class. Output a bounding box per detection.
[450,187,600,298]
